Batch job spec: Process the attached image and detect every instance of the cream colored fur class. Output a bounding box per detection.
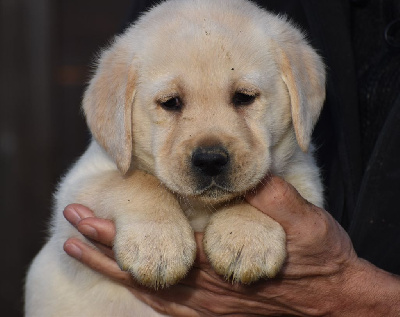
[25,0,325,315]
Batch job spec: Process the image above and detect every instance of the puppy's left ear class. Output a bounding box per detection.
[274,28,326,152]
[83,37,136,174]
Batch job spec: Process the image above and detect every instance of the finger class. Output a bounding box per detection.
[63,204,95,226]
[88,240,115,259]
[63,237,134,287]
[245,175,317,229]
[77,217,116,247]
[64,205,115,257]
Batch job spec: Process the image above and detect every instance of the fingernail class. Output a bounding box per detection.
[64,242,82,260]
[79,224,98,240]
[64,207,81,226]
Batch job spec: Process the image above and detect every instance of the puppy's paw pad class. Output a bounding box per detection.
[204,220,286,283]
[114,224,196,289]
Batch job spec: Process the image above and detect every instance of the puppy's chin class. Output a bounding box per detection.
[192,186,239,204]
[157,167,267,205]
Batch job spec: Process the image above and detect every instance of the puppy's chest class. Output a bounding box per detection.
[179,199,214,232]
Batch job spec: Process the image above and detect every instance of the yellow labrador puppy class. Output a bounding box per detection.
[25,0,325,315]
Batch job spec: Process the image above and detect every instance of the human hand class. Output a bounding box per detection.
[63,176,400,316]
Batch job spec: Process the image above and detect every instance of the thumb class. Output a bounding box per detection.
[246,175,317,230]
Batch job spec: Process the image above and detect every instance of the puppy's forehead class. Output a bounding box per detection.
[133,0,278,80]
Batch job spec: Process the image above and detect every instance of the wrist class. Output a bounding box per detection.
[331,258,400,316]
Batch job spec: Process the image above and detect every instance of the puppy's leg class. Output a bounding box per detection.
[104,170,197,289]
[204,203,286,283]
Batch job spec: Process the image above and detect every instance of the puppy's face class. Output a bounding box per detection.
[133,31,291,203]
[83,0,325,204]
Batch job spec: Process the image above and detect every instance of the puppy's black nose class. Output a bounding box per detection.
[192,146,229,176]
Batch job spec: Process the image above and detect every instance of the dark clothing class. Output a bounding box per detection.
[125,0,400,275]
[268,0,400,275]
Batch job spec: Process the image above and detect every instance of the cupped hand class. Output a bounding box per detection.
[63,176,399,316]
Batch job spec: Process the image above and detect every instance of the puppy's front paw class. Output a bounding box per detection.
[204,204,286,284]
[114,220,196,289]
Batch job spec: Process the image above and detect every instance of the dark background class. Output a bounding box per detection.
[0,0,132,315]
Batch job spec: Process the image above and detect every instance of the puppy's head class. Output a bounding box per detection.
[83,0,325,203]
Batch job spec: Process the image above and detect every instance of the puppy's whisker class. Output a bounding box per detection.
[206,203,218,213]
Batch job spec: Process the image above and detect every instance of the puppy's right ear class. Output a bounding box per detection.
[83,37,136,174]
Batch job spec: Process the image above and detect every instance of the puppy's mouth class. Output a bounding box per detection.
[193,180,236,201]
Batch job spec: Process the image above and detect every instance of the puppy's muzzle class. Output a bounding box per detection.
[191,146,229,177]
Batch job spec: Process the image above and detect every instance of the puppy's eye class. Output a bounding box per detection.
[159,97,183,111]
[232,92,256,107]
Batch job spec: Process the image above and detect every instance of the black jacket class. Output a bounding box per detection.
[126,0,400,275]
[270,0,400,274]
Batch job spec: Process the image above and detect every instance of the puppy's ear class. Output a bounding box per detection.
[274,30,326,152]
[83,38,136,174]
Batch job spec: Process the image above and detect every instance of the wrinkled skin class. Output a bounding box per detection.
[64,176,400,316]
